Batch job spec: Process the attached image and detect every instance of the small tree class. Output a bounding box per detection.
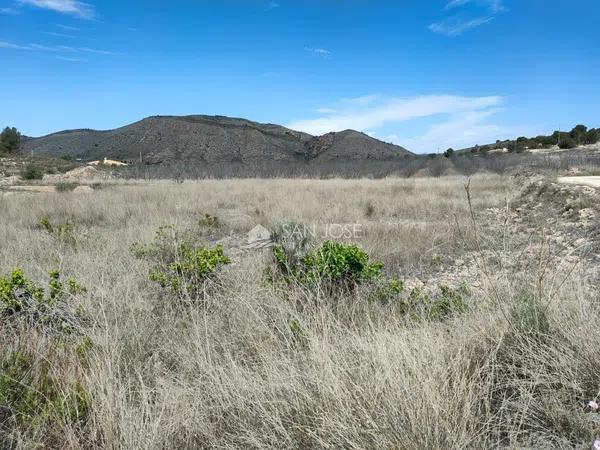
[558,136,576,149]
[570,124,588,145]
[584,128,599,145]
[443,148,454,158]
[0,127,21,153]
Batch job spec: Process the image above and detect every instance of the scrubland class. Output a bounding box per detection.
[1,174,600,449]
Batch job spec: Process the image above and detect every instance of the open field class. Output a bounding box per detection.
[1,174,600,449]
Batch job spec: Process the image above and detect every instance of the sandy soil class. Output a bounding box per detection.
[558,176,600,188]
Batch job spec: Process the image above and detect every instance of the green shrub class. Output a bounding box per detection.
[270,220,314,276]
[429,285,468,320]
[403,285,467,320]
[368,278,405,306]
[39,217,76,246]
[558,136,577,149]
[272,240,383,293]
[133,225,231,300]
[20,164,43,180]
[0,268,86,332]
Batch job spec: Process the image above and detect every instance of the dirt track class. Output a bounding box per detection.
[558,176,600,188]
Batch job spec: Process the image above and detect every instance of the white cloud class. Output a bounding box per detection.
[286,94,502,136]
[430,0,505,36]
[265,1,279,11]
[284,94,528,153]
[304,47,331,57]
[428,15,494,36]
[445,0,505,13]
[400,109,504,152]
[56,24,79,31]
[56,55,85,62]
[43,31,76,38]
[0,41,29,50]
[18,0,95,19]
[0,39,117,56]
[0,7,19,15]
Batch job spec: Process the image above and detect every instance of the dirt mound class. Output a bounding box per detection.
[510,177,600,259]
[43,166,110,183]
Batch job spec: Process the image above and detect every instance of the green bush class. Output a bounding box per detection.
[272,240,383,293]
[20,164,44,180]
[400,285,467,320]
[270,220,314,275]
[0,268,86,332]
[368,278,405,306]
[558,136,577,149]
[133,225,231,300]
[39,217,76,246]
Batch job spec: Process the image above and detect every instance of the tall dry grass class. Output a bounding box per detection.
[1,175,599,449]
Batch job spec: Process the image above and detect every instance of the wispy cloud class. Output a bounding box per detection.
[430,0,505,36]
[286,94,502,136]
[446,0,505,13]
[56,23,79,31]
[18,0,95,19]
[428,16,494,36]
[265,1,279,11]
[56,55,85,62]
[0,6,20,15]
[43,31,76,38]
[304,47,331,57]
[0,39,118,56]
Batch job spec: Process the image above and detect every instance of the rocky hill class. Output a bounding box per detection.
[20,115,412,165]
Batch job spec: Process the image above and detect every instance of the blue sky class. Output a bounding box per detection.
[1,0,599,153]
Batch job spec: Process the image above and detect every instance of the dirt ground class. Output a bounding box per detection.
[558,176,600,188]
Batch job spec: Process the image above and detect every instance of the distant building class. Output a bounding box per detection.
[88,157,128,167]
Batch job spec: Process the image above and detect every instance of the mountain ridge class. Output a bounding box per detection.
[20,115,412,165]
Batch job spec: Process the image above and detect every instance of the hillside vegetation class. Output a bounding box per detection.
[459,124,600,154]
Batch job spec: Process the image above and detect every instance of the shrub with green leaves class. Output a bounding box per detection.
[133,225,231,300]
[272,240,383,293]
[270,220,314,273]
[368,278,405,306]
[20,164,44,180]
[39,217,76,246]
[399,285,467,320]
[0,269,86,332]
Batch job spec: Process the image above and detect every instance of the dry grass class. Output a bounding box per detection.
[1,174,599,449]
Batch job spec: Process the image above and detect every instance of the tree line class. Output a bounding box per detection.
[456,124,599,155]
